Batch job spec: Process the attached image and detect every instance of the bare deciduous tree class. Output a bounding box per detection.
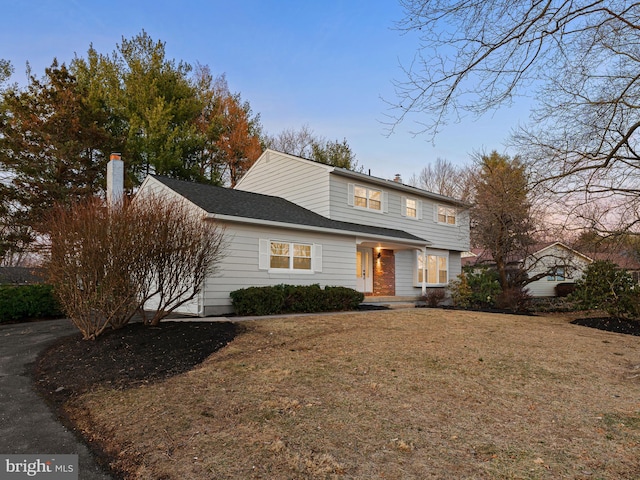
[47,198,141,339]
[392,0,640,232]
[265,125,360,170]
[410,157,474,201]
[46,194,224,339]
[266,124,316,158]
[134,194,225,326]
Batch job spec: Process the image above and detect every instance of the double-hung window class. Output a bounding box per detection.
[401,196,422,219]
[270,241,312,270]
[406,198,417,217]
[349,183,387,212]
[259,239,322,273]
[417,251,448,285]
[354,185,381,210]
[547,266,565,282]
[437,205,457,225]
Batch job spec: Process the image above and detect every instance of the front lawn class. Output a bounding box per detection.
[35,310,640,479]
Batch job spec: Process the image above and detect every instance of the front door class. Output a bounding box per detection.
[356,247,373,293]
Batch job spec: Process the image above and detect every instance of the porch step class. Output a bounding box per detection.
[361,296,421,310]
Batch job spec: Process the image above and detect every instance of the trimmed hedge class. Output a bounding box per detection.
[0,284,63,323]
[230,284,364,316]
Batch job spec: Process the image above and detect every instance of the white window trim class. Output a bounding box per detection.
[547,266,566,282]
[348,183,388,213]
[401,196,423,219]
[415,250,449,287]
[435,204,458,226]
[259,239,322,274]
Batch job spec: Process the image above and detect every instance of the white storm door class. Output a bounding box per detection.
[356,247,373,292]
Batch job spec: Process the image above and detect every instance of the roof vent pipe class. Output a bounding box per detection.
[107,153,124,207]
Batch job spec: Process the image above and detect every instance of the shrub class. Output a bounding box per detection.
[495,287,532,312]
[423,288,446,307]
[230,284,364,316]
[323,286,364,311]
[449,267,502,309]
[282,284,325,312]
[448,272,473,308]
[230,286,286,316]
[0,284,63,323]
[570,260,640,319]
[46,195,225,339]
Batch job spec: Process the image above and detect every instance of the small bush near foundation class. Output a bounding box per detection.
[230,284,364,316]
[448,268,501,309]
[230,286,286,316]
[0,284,63,322]
[495,287,532,312]
[323,286,365,311]
[423,288,446,307]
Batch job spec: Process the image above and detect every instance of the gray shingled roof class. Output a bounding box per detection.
[151,175,427,243]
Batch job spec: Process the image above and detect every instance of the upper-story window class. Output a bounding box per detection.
[348,183,387,212]
[437,205,457,225]
[406,198,417,217]
[401,196,422,219]
[354,185,381,210]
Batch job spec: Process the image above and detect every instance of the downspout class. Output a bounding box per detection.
[198,280,205,317]
[421,246,427,296]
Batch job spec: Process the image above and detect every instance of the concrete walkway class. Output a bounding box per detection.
[0,318,113,479]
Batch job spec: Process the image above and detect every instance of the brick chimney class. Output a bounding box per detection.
[393,173,402,183]
[107,153,124,206]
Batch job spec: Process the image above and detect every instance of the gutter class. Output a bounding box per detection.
[330,168,470,208]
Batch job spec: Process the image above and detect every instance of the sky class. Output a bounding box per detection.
[1,0,529,181]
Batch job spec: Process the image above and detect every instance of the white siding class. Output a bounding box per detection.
[143,292,201,316]
[235,150,332,217]
[329,176,470,252]
[449,251,462,281]
[527,278,562,298]
[135,176,208,316]
[200,222,357,315]
[524,244,591,297]
[395,250,419,296]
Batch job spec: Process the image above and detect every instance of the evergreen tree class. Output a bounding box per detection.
[471,151,535,289]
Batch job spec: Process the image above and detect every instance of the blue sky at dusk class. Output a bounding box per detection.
[1,1,528,180]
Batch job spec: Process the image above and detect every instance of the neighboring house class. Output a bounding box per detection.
[0,266,44,285]
[462,242,593,297]
[136,149,470,315]
[523,242,592,297]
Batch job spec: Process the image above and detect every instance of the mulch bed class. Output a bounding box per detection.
[570,316,640,336]
[33,321,239,412]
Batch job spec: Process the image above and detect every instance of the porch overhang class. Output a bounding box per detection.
[355,236,430,251]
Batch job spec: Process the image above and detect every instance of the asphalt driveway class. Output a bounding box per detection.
[0,319,113,479]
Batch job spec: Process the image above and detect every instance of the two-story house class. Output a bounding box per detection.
[137,149,470,315]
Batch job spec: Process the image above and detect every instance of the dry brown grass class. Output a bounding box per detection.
[71,309,640,479]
